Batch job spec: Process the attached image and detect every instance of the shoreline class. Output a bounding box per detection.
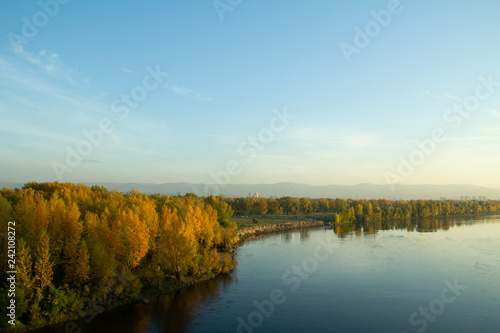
[22,220,325,332]
[236,219,326,244]
[23,214,496,332]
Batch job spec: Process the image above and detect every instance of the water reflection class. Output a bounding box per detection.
[245,229,313,245]
[146,274,235,332]
[332,215,498,237]
[299,228,310,241]
[29,273,235,333]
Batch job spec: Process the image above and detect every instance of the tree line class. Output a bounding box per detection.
[224,196,500,222]
[0,182,238,330]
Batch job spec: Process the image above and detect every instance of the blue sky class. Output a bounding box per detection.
[1,0,500,188]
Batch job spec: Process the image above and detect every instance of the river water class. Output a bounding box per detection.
[35,216,500,332]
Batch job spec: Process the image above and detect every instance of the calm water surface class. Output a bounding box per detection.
[37,216,500,332]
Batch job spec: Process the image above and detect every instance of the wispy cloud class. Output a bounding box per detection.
[195,94,213,101]
[13,45,81,87]
[168,84,192,95]
[164,84,212,101]
[0,118,76,144]
[415,87,463,102]
[488,108,500,119]
[443,93,461,102]
[120,68,132,73]
[0,54,109,127]
[82,159,103,164]
[416,87,440,99]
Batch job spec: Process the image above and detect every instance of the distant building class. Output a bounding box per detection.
[460,195,487,201]
[254,192,259,198]
[440,197,447,200]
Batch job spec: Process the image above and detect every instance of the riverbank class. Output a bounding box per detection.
[22,220,325,332]
[21,273,221,333]
[236,219,325,243]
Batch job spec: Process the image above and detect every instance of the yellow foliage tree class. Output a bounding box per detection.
[16,238,33,318]
[115,209,150,268]
[155,206,198,280]
[220,221,238,252]
[33,229,54,292]
[182,205,221,251]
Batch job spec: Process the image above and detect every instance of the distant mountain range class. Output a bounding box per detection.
[1,182,500,200]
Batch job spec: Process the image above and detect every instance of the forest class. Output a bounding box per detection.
[1,182,499,330]
[0,182,238,330]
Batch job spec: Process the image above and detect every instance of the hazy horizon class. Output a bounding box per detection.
[2,180,500,189]
[3,181,500,201]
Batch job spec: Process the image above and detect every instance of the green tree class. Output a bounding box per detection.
[206,195,234,224]
[300,198,313,214]
[354,204,364,221]
[252,198,268,215]
[363,202,373,221]
[63,241,90,286]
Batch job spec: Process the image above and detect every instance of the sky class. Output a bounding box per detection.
[1,0,500,188]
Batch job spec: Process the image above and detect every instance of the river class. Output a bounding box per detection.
[33,215,500,332]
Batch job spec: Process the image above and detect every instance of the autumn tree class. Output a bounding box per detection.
[33,229,54,292]
[16,238,33,319]
[252,197,268,215]
[63,240,90,286]
[0,195,12,224]
[206,195,234,224]
[300,198,313,214]
[182,205,221,251]
[115,209,150,268]
[155,206,198,280]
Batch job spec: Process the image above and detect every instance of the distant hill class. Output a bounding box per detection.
[1,182,500,200]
